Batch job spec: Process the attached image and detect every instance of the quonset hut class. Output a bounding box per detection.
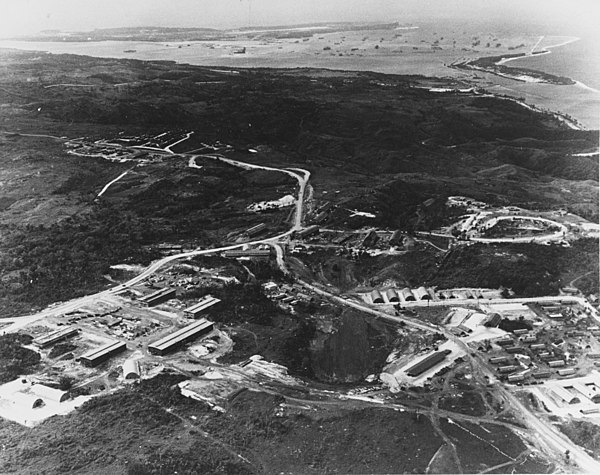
[413,287,431,301]
[123,359,140,379]
[385,289,399,302]
[483,313,501,328]
[399,288,415,302]
[573,383,600,403]
[30,384,69,403]
[549,385,580,405]
[370,290,384,304]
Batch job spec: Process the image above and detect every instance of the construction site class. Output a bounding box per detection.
[0,257,246,426]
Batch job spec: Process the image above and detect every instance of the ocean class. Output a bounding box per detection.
[0,19,598,129]
[507,37,600,92]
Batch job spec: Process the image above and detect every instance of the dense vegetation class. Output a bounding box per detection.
[560,420,600,461]
[557,238,600,295]
[48,343,78,359]
[0,157,292,319]
[429,241,599,297]
[454,55,575,85]
[0,333,41,383]
[0,50,597,317]
[0,43,591,475]
[0,372,440,474]
[0,207,160,318]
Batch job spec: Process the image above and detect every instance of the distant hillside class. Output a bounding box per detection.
[0,49,596,318]
[18,21,401,42]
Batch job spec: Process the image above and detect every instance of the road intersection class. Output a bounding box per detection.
[3,136,598,473]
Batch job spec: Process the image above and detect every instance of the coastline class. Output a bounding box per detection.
[497,36,580,66]
[473,92,585,130]
[0,36,597,130]
[450,52,576,86]
[495,36,600,95]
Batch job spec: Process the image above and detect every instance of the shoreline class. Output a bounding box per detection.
[497,36,580,66]
[449,35,592,88]
[475,92,584,130]
[495,37,600,95]
[496,36,581,66]
[0,40,597,130]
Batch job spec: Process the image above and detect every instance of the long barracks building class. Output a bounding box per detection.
[33,327,79,348]
[405,350,451,377]
[148,319,214,356]
[139,288,177,307]
[80,341,127,367]
[184,295,221,318]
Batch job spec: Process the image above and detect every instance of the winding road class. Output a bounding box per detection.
[4,130,599,473]
[276,262,600,472]
[3,147,310,333]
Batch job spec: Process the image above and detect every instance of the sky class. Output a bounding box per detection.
[0,0,598,38]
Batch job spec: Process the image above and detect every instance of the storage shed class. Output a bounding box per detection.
[123,359,140,379]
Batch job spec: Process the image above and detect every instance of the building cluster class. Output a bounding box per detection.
[261,281,315,308]
[546,382,600,409]
[293,225,320,240]
[368,287,500,304]
[247,194,295,213]
[138,264,234,293]
[485,302,600,385]
[92,313,164,341]
[444,308,499,336]
[65,137,164,164]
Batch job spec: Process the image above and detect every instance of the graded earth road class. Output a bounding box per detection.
[4,131,597,473]
[3,152,310,333]
[289,277,600,474]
